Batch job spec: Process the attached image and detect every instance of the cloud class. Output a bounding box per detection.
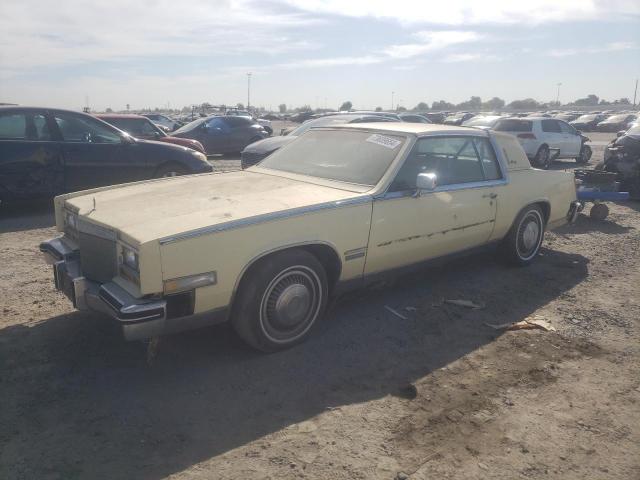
[281,0,639,25]
[547,41,638,57]
[0,0,321,72]
[383,31,480,59]
[441,53,501,63]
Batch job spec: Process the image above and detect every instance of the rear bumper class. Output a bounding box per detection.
[40,237,227,340]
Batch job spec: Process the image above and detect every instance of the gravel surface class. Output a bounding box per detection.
[1,133,639,480]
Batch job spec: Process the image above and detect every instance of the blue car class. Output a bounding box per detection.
[0,106,213,203]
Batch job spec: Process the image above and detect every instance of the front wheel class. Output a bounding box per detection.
[534,145,551,169]
[232,249,328,352]
[501,205,545,266]
[576,145,592,164]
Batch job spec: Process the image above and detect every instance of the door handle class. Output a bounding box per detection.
[482,193,498,199]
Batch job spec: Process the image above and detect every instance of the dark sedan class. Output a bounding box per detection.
[443,112,475,126]
[569,114,607,132]
[240,114,394,169]
[398,113,432,123]
[596,114,638,133]
[172,116,268,154]
[0,106,212,203]
[95,114,206,153]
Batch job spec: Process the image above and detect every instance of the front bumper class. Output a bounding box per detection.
[40,237,167,340]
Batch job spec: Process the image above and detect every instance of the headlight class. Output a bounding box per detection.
[120,245,139,271]
[64,210,77,230]
[192,151,207,162]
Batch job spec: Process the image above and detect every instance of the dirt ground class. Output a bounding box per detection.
[1,133,639,480]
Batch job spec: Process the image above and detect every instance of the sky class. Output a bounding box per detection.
[0,0,639,112]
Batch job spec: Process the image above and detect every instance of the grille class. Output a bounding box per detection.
[78,232,117,283]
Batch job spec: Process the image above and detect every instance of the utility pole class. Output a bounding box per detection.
[555,82,562,105]
[247,72,252,110]
[391,91,394,111]
[634,78,638,107]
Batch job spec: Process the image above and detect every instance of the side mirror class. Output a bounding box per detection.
[617,131,625,138]
[416,172,437,195]
[153,131,161,139]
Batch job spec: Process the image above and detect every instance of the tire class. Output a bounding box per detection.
[155,163,189,178]
[576,145,592,164]
[501,205,545,266]
[589,203,609,221]
[232,249,328,352]
[534,145,551,169]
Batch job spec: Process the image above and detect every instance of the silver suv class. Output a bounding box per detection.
[493,117,589,168]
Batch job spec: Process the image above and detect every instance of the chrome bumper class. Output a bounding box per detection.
[568,200,583,223]
[40,237,167,340]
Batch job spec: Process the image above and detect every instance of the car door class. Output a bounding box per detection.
[540,119,564,155]
[0,110,64,200]
[365,135,502,276]
[52,111,146,191]
[198,117,229,153]
[223,117,250,151]
[558,120,582,157]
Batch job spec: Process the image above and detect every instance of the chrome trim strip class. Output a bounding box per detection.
[344,247,367,261]
[159,196,372,245]
[375,179,508,201]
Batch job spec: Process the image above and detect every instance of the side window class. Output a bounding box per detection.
[140,120,158,136]
[205,117,226,129]
[541,119,561,133]
[558,121,576,135]
[390,136,490,191]
[224,117,250,128]
[0,113,27,139]
[54,113,121,144]
[33,114,52,141]
[473,138,502,180]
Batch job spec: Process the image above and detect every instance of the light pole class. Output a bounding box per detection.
[247,72,252,110]
[555,82,562,105]
[391,91,394,111]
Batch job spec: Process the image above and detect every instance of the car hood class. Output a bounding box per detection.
[65,171,365,244]
[242,135,296,154]
[159,136,205,152]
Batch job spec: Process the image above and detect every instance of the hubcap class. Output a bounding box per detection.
[522,222,540,251]
[273,284,312,327]
[260,266,322,343]
[517,213,542,259]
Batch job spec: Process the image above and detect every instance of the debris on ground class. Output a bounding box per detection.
[146,336,161,366]
[444,299,485,309]
[405,306,417,312]
[385,305,408,320]
[485,315,556,332]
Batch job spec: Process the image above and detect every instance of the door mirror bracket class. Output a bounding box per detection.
[414,172,437,197]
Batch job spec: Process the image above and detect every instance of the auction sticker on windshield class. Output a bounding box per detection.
[366,134,402,149]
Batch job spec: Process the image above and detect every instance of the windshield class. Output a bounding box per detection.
[627,125,640,136]
[494,119,533,132]
[464,116,499,127]
[173,118,206,133]
[576,115,597,122]
[258,129,406,186]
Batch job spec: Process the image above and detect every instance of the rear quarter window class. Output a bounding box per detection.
[492,132,531,170]
[494,119,533,132]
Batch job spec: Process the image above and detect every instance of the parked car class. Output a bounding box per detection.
[0,106,212,203]
[422,112,446,124]
[599,124,640,199]
[241,114,394,168]
[493,117,590,168]
[172,116,268,154]
[95,114,206,154]
[596,114,638,133]
[398,113,432,124]
[140,113,181,131]
[569,114,607,132]
[225,110,273,135]
[553,113,580,122]
[41,123,579,351]
[462,115,504,130]
[443,112,475,126]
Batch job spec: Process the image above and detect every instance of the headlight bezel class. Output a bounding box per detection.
[118,243,140,285]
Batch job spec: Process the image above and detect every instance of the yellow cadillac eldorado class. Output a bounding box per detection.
[40,123,580,351]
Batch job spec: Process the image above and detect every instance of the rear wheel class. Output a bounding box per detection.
[590,203,609,221]
[232,249,328,352]
[534,145,551,169]
[501,205,545,266]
